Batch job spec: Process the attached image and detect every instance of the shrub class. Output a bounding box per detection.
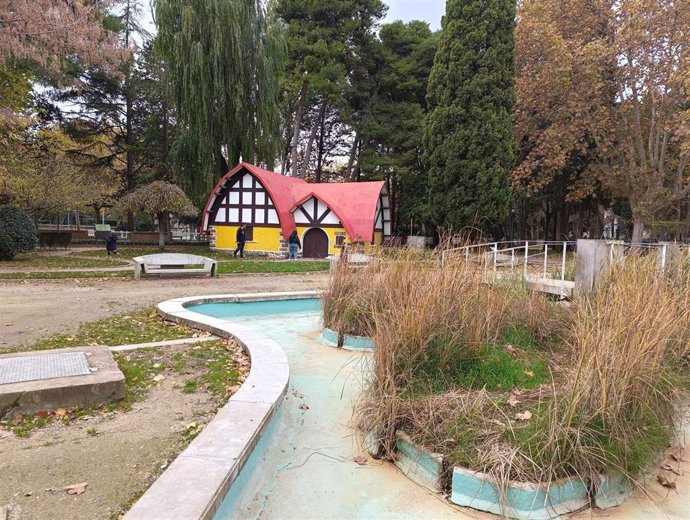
[38,231,72,249]
[0,205,37,260]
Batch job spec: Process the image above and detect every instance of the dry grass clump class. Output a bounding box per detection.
[556,255,690,478]
[321,258,382,336]
[348,251,689,499]
[346,253,559,455]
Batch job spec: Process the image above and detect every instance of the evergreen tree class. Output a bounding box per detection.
[423,0,516,235]
[357,21,439,234]
[276,0,386,177]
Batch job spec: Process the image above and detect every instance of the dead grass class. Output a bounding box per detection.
[328,251,689,501]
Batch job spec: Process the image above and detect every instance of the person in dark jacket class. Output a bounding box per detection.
[105,231,118,255]
[287,229,301,260]
[233,224,246,258]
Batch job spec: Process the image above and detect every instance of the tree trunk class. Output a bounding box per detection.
[75,209,81,231]
[162,96,171,181]
[632,218,645,244]
[301,101,326,178]
[158,212,166,251]
[290,80,309,177]
[345,132,360,180]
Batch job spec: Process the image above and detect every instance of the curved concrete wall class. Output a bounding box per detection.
[124,291,319,520]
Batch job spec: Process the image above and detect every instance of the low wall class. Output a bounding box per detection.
[319,327,375,351]
[124,291,318,520]
[392,431,632,520]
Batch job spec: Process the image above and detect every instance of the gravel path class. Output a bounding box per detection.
[0,273,329,350]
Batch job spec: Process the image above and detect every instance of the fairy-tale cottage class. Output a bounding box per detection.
[201,163,391,258]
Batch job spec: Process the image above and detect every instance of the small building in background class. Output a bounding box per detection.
[201,163,391,258]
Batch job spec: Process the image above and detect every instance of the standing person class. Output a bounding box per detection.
[105,231,118,255]
[233,224,246,258]
[287,229,301,260]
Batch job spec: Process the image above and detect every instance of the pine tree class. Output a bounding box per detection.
[423,0,516,235]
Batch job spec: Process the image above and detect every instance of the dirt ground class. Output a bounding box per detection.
[0,340,252,520]
[0,273,326,519]
[0,273,329,349]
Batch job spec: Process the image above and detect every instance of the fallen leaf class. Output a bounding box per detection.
[657,474,677,491]
[184,422,198,431]
[65,482,88,495]
[507,395,520,407]
[523,370,534,377]
[515,410,532,421]
[152,363,162,369]
[292,390,304,399]
[660,463,682,476]
[512,389,523,396]
[354,455,368,466]
[152,374,165,382]
[505,344,518,356]
[669,450,685,462]
[36,410,51,419]
[299,403,309,411]
[54,408,67,418]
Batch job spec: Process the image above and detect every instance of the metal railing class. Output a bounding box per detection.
[441,241,577,283]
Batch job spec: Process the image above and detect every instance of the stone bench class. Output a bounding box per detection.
[132,253,218,280]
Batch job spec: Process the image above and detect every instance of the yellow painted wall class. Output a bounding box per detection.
[214,224,381,256]
[214,225,283,253]
[296,226,348,256]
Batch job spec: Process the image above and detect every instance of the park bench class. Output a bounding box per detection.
[132,253,218,279]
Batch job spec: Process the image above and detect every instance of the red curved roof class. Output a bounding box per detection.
[202,163,386,242]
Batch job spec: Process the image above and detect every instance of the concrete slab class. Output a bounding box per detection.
[0,351,91,384]
[0,346,125,415]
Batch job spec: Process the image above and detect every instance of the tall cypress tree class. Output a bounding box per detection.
[423,0,516,234]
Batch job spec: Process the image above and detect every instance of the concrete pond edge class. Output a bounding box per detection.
[123,290,321,520]
[366,431,632,520]
[320,327,375,351]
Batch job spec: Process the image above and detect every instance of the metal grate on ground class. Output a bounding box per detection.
[0,352,92,385]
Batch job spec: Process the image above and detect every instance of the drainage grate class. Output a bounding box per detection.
[0,352,92,385]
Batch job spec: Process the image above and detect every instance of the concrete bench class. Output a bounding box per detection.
[132,253,218,279]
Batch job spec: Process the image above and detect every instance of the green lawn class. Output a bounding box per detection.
[0,252,128,269]
[0,247,329,279]
[0,271,131,280]
[218,260,329,274]
[13,308,193,353]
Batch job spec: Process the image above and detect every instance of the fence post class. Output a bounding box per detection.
[543,244,549,279]
[493,243,498,279]
[523,241,529,279]
[511,248,515,274]
[660,243,667,273]
[561,241,567,282]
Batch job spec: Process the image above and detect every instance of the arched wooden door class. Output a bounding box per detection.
[302,228,329,258]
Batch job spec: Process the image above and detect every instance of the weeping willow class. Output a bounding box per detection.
[155,0,285,202]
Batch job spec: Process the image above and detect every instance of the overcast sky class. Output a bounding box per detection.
[142,1,445,35]
[383,0,444,30]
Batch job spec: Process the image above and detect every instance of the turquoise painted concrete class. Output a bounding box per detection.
[204,310,458,520]
[342,334,375,350]
[451,466,589,520]
[394,432,442,492]
[594,473,633,509]
[319,328,339,347]
[212,405,285,519]
[188,298,321,319]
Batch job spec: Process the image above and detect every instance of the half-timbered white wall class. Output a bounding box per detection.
[212,173,279,226]
[375,190,392,237]
[292,197,341,227]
